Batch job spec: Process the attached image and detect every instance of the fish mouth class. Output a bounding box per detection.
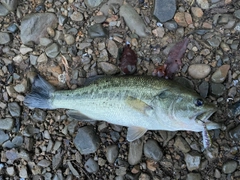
[195,109,216,123]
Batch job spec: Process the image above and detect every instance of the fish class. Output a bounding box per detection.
[24,75,221,147]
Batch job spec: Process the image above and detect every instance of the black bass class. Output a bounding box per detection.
[24,75,220,147]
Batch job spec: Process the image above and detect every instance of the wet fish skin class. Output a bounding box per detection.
[24,75,220,142]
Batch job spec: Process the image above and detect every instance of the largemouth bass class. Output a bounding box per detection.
[24,75,220,147]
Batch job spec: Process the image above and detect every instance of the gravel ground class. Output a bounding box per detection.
[0,0,240,179]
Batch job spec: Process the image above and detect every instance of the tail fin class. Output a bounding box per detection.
[24,75,55,109]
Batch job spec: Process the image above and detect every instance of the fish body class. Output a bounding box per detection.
[24,75,220,144]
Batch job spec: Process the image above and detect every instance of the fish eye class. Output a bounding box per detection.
[195,98,204,107]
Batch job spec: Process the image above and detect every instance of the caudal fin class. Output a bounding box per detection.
[24,75,55,109]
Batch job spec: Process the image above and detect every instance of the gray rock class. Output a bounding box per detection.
[84,158,99,173]
[120,4,149,37]
[14,79,27,93]
[30,55,38,65]
[52,152,63,170]
[199,81,209,98]
[0,4,9,16]
[64,34,75,45]
[70,11,83,21]
[58,15,67,26]
[67,120,78,135]
[8,102,21,117]
[159,130,177,146]
[76,42,91,50]
[184,151,201,171]
[139,173,151,180]
[73,125,100,154]
[98,62,119,75]
[45,43,59,58]
[110,131,120,142]
[39,37,53,47]
[186,173,201,180]
[164,21,178,31]
[106,145,119,163]
[153,0,176,22]
[85,0,104,8]
[210,83,225,96]
[0,118,14,130]
[234,22,240,31]
[0,32,11,44]
[20,13,58,45]
[234,10,240,19]
[2,135,23,148]
[107,40,118,58]
[115,167,127,176]
[207,36,221,48]
[229,124,240,141]
[144,139,163,161]
[32,109,46,122]
[222,160,238,174]
[174,136,191,153]
[128,138,143,165]
[204,144,219,160]
[88,24,108,38]
[93,15,107,23]
[7,24,18,33]
[0,130,9,145]
[38,159,51,167]
[19,45,33,55]
[1,0,18,11]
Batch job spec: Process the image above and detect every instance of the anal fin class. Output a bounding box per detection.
[127,126,147,142]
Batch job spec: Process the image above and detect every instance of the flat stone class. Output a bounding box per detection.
[37,159,51,167]
[152,27,165,37]
[106,145,119,163]
[199,81,209,98]
[210,83,225,96]
[222,160,238,174]
[0,118,14,130]
[70,11,83,21]
[229,124,240,141]
[18,165,28,178]
[93,15,107,23]
[6,166,15,176]
[20,13,58,45]
[14,79,27,93]
[39,37,53,46]
[45,43,59,58]
[120,4,149,37]
[52,152,62,170]
[0,32,11,44]
[76,42,91,50]
[98,61,119,75]
[13,55,23,63]
[32,109,46,122]
[20,45,33,55]
[30,55,37,65]
[153,0,176,22]
[164,21,178,31]
[0,4,9,16]
[188,64,211,79]
[174,136,191,153]
[37,53,48,63]
[144,139,163,161]
[191,7,203,18]
[8,102,21,117]
[174,12,192,27]
[88,24,108,38]
[0,130,9,145]
[234,9,240,19]
[207,36,221,47]
[74,125,100,155]
[107,40,118,58]
[1,0,18,11]
[85,0,104,8]
[84,158,99,173]
[211,64,230,83]
[128,138,143,165]
[184,151,201,171]
[64,34,75,45]
[3,136,23,148]
[196,0,209,9]
[186,173,201,180]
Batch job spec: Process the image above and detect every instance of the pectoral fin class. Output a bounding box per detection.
[202,125,212,149]
[125,96,153,115]
[66,110,94,121]
[127,126,147,142]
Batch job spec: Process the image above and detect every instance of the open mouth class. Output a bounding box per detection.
[195,109,216,123]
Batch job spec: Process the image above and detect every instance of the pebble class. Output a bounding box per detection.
[229,124,240,141]
[186,173,201,180]
[93,15,107,23]
[52,152,62,170]
[107,40,118,58]
[8,102,21,117]
[85,0,104,8]
[73,125,100,155]
[211,64,230,83]
[188,64,211,79]
[128,138,143,165]
[14,79,27,93]
[0,32,11,44]
[39,37,53,47]
[174,12,192,27]
[13,55,23,63]
[174,135,191,153]
[37,53,48,63]
[120,4,149,37]
[184,151,201,171]
[98,62,119,75]
[115,167,127,176]
[18,165,28,178]
[214,169,221,178]
[153,0,176,22]
[234,9,240,19]
[7,166,15,176]
[88,24,108,38]
[152,27,165,37]
[199,81,209,98]
[1,0,18,11]
[191,7,203,18]
[207,36,221,47]
[164,21,178,31]
[19,45,33,55]
[7,24,18,33]
[37,159,51,167]
[144,139,163,161]
[0,118,14,130]
[139,173,151,180]
[32,109,46,122]
[196,0,209,9]
[45,43,59,58]
[0,4,9,16]
[222,160,238,174]
[106,145,119,163]
[70,11,84,21]
[210,83,225,96]
[20,13,58,44]
[3,136,23,149]
[204,145,219,160]
[0,130,9,145]
[64,34,75,45]
[76,42,91,50]
[84,158,99,173]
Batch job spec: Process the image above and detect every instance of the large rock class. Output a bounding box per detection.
[20,13,57,45]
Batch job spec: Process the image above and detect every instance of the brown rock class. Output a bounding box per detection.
[174,12,187,27]
[211,64,230,83]
[191,7,203,18]
[185,12,193,25]
[188,64,211,79]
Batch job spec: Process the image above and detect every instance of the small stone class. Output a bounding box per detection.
[0,118,14,130]
[0,130,9,145]
[144,139,163,161]
[1,0,18,11]
[52,152,62,170]
[199,81,209,98]
[0,32,11,44]
[191,7,203,18]
[18,165,28,178]
[234,10,240,19]
[210,83,225,96]
[196,0,209,9]
[98,62,119,75]
[14,79,27,93]
[38,159,51,167]
[115,167,127,176]
[204,145,219,160]
[229,124,240,141]
[88,24,108,38]
[39,37,53,46]
[47,27,55,37]
[152,27,165,37]
[228,87,237,98]
[7,24,18,33]
[37,53,48,63]
[93,15,106,23]
[184,151,201,171]
[186,173,201,180]
[146,159,158,171]
[128,138,143,165]
[174,12,187,27]
[70,11,83,21]
[0,4,9,16]
[7,166,15,176]
[8,102,21,117]
[211,64,230,83]
[73,126,100,155]
[19,45,33,55]
[139,173,151,180]
[164,21,178,31]
[188,64,211,79]
[107,40,118,58]
[84,0,104,8]
[207,36,221,47]
[214,169,221,178]
[76,42,91,50]
[45,43,59,58]
[64,34,75,45]
[32,109,46,122]
[220,42,230,52]
[106,145,119,163]
[222,160,238,174]
[174,136,191,153]
[13,55,23,63]
[153,0,176,22]
[84,158,99,173]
